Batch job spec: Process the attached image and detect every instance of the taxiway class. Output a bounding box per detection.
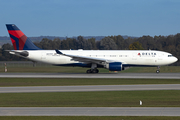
[0,84,180,93]
[0,72,180,116]
[0,73,180,79]
[0,107,180,116]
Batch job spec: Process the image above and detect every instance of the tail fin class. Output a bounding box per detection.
[6,24,41,50]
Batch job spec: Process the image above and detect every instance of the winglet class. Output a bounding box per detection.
[55,50,63,54]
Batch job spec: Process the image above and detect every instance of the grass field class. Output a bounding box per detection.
[0,90,179,107]
[0,116,180,120]
[0,65,179,119]
[0,78,180,86]
[0,65,180,73]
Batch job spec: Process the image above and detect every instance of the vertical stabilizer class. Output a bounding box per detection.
[6,24,41,50]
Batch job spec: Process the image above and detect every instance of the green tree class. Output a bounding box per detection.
[88,38,96,50]
[52,38,61,49]
[61,39,69,50]
[40,38,53,49]
[129,41,144,50]
[77,36,93,50]
[100,37,117,50]
[110,35,125,49]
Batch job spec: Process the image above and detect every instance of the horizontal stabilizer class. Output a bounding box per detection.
[6,50,29,57]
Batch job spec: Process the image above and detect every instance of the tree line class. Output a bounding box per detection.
[0,34,180,65]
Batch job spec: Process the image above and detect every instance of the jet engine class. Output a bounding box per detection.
[105,62,124,71]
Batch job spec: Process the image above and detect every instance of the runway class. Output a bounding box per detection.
[0,73,180,79]
[0,107,180,116]
[0,84,180,93]
[1,73,180,117]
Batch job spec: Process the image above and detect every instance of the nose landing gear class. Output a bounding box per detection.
[156,66,160,73]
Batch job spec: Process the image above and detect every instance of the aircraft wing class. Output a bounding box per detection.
[55,50,118,64]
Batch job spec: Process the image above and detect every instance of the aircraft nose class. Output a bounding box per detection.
[174,57,178,63]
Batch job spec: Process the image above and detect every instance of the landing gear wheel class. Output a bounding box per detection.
[156,70,160,73]
[92,69,99,73]
[92,69,97,73]
[86,69,91,73]
[156,66,160,74]
[86,69,99,73]
[96,69,99,73]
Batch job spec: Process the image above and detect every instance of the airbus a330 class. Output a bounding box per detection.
[6,24,178,73]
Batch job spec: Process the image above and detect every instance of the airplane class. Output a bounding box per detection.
[5,24,178,73]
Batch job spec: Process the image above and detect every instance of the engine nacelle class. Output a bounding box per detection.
[105,62,123,71]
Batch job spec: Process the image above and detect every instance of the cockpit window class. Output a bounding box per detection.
[168,55,173,57]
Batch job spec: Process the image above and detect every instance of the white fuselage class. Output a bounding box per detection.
[14,50,178,67]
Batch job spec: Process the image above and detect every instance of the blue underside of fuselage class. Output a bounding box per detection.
[123,64,158,67]
[54,63,104,68]
[53,63,158,68]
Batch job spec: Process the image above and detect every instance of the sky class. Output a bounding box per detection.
[0,0,180,37]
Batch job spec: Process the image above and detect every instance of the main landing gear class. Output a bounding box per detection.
[86,69,99,73]
[156,66,160,73]
[86,63,99,73]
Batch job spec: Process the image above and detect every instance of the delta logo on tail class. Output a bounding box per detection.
[6,24,40,50]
